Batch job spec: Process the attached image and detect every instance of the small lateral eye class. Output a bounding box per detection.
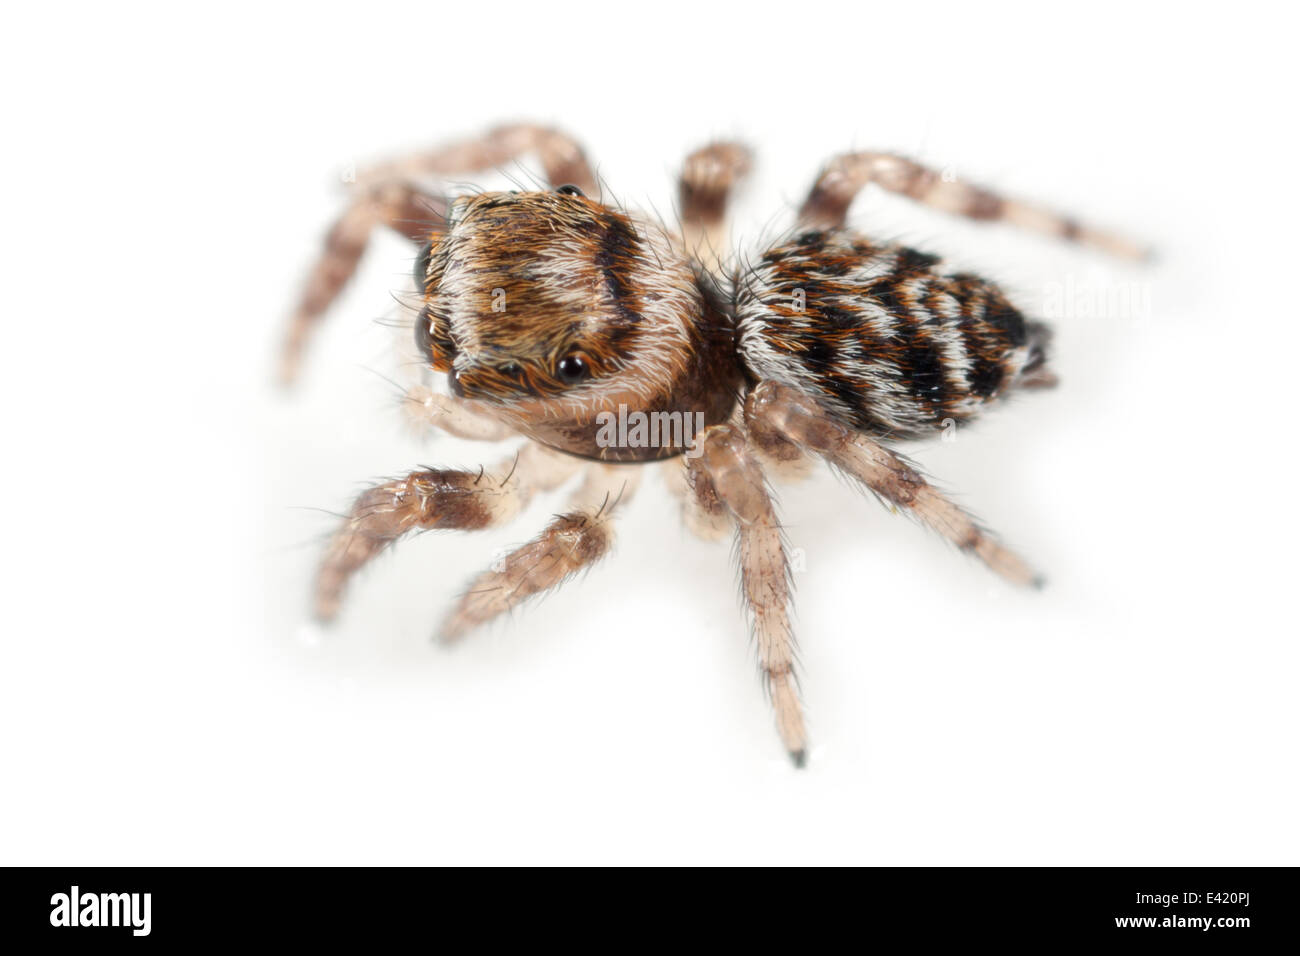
[413,240,433,290]
[555,184,584,197]
[556,353,589,384]
[415,306,433,357]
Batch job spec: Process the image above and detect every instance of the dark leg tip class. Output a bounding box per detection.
[789,748,807,769]
[1030,574,1048,591]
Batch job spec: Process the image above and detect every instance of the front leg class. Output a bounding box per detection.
[282,180,447,384]
[315,444,580,620]
[688,425,807,767]
[361,123,598,197]
[282,123,597,384]
[438,463,642,642]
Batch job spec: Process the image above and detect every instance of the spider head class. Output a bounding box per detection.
[413,188,699,417]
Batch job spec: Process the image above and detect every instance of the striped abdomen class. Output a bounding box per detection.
[734,229,1051,440]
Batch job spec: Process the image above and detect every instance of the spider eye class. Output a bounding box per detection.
[415,306,433,357]
[555,184,585,197]
[413,240,433,290]
[556,353,590,384]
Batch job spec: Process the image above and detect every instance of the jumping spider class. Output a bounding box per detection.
[282,123,1146,766]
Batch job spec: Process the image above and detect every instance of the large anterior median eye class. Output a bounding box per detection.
[554,184,585,197]
[413,241,433,291]
[556,352,590,384]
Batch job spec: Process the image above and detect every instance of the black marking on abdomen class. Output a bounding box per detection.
[736,229,1051,440]
[895,247,941,274]
[902,338,949,405]
[869,281,906,318]
[801,337,836,367]
[967,357,1005,397]
[986,300,1028,347]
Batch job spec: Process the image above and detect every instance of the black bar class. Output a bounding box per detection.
[2,867,1288,945]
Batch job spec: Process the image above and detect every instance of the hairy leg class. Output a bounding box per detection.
[678,141,752,272]
[361,123,597,197]
[688,425,806,766]
[745,381,1041,587]
[282,123,597,383]
[438,463,642,642]
[798,151,1149,261]
[282,181,447,383]
[315,444,581,621]
[662,456,730,541]
[662,457,725,540]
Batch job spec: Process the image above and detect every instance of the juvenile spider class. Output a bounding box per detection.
[282,123,1145,766]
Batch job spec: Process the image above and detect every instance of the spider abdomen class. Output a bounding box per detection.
[734,229,1052,439]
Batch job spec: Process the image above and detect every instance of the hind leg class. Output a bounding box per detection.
[798,150,1149,261]
[745,382,1042,588]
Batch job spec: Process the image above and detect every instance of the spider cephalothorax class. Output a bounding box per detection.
[283,124,1145,765]
[416,187,741,460]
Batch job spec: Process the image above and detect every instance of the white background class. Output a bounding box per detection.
[3,1,1296,865]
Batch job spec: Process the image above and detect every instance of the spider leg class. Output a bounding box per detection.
[688,425,807,766]
[314,444,581,621]
[362,123,597,196]
[661,457,730,541]
[745,381,1042,588]
[401,385,516,443]
[281,124,597,384]
[281,180,447,384]
[798,150,1149,261]
[438,463,642,642]
[678,141,752,272]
